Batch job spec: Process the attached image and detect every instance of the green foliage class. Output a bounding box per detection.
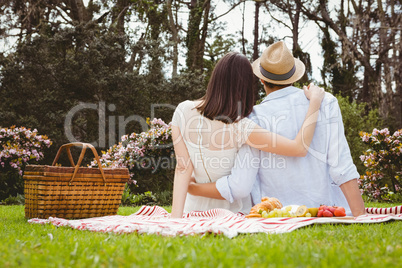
[154,190,173,206]
[0,171,23,202]
[0,23,134,162]
[0,22,205,161]
[382,191,402,203]
[121,187,157,206]
[336,95,383,174]
[121,186,172,206]
[320,26,358,98]
[0,194,25,205]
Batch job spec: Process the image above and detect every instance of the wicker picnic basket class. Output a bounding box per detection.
[24,142,129,219]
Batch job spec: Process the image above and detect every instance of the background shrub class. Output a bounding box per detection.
[0,126,52,200]
[358,128,402,201]
[92,118,175,199]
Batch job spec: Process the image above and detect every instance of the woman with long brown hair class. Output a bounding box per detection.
[170,51,324,218]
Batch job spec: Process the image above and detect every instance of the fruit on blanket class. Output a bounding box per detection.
[318,206,331,217]
[267,210,276,218]
[317,210,324,217]
[316,205,347,217]
[328,206,336,214]
[276,209,283,217]
[334,207,346,217]
[323,210,333,217]
[308,207,319,217]
[295,205,308,217]
[319,205,329,211]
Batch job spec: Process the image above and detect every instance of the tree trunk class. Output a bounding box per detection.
[167,0,179,77]
[291,0,299,54]
[186,0,210,71]
[290,0,310,83]
[241,1,246,55]
[68,0,90,23]
[147,3,166,81]
[396,23,402,127]
[111,0,129,34]
[253,1,261,101]
[198,0,211,69]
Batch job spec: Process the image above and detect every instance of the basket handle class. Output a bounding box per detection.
[52,142,107,186]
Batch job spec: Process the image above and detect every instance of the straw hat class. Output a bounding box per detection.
[252,41,305,85]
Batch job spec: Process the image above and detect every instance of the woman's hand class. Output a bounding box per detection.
[303,83,325,102]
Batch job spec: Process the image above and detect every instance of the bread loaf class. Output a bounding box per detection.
[249,197,283,215]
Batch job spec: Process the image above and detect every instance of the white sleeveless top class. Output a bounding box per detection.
[171,100,257,214]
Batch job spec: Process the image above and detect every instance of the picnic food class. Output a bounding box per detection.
[307,207,319,217]
[323,210,333,217]
[249,197,283,215]
[245,213,263,218]
[317,205,347,217]
[266,206,294,217]
[246,198,348,218]
[334,206,347,217]
[295,205,309,217]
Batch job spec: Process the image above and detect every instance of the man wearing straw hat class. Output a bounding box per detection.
[188,41,366,217]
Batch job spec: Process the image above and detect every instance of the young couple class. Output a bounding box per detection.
[170,41,365,218]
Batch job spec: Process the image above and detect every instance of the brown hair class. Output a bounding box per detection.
[196,52,255,123]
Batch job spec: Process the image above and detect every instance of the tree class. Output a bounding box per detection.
[319,1,358,99]
[167,0,179,77]
[185,0,211,70]
[297,0,401,127]
[264,0,313,83]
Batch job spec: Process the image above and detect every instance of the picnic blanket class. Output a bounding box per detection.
[28,206,402,238]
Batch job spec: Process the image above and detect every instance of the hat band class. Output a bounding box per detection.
[259,64,296,81]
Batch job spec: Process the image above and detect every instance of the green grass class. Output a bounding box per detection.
[1,203,402,268]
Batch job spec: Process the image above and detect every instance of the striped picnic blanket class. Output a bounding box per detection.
[28,206,402,238]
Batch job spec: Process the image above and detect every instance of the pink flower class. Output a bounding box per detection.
[379,128,390,136]
[373,189,381,198]
[392,130,402,138]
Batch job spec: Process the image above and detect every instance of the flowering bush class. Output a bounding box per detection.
[0,126,52,201]
[358,128,402,201]
[91,118,175,194]
[0,126,52,175]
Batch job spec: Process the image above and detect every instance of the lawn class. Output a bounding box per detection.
[1,203,402,268]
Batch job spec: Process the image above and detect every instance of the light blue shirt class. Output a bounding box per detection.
[216,86,359,214]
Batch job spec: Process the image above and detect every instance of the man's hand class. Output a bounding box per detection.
[188,177,196,195]
[189,176,196,184]
[187,181,225,200]
[340,179,366,217]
